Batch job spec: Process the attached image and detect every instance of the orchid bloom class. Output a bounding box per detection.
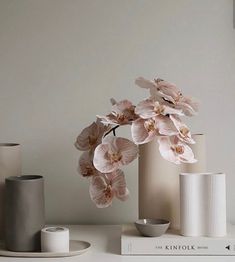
[131,116,178,144]
[135,99,183,119]
[152,78,183,104]
[89,169,129,208]
[174,96,199,116]
[79,151,99,177]
[97,99,137,125]
[170,115,195,144]
[93,136,138,173]
[158,136,197,164]
[131,118,158,144]
[75,119,109,151]
[135,77,198,116]
[135,77,182,104]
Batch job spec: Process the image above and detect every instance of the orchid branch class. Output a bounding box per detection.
[75,76,199,208]
[104,125,119,137]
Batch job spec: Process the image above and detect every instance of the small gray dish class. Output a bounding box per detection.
[135,219,170,237]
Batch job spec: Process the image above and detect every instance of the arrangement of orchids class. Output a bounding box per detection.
[75,76,198,208]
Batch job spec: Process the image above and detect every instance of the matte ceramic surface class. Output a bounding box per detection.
[5,175,45,252]
[138,138,180,229]
[135,219,170,237]
[0,143,21,239]
[180,172,226,237]
[0,240,91,258]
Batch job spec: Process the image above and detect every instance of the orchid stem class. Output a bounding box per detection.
[104,125,119,137]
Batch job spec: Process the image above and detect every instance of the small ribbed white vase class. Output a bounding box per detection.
[180,172,226,237]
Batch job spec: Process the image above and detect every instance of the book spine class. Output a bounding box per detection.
[121,238,235,255]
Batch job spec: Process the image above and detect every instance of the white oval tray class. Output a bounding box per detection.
[0,240,91,258]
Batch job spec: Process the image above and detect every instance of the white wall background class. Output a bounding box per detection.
[0,0,234,224]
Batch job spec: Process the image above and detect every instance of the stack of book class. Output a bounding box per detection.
[121,224,235,256]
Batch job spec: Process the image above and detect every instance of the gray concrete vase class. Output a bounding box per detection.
[5,175,45,251]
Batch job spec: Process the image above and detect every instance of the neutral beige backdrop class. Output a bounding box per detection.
[0,0,234,224]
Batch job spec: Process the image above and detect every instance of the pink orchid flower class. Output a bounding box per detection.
[97,99,138,125]
[131,118,158,144]
[135,99,183,119]
[170,115,195,144]
[174,96,199,116]
[93,136,138,173]
[158,136,197,164]
[152,78,182,104]
[135,77,198,116]
[131,116,178,144]
[89,169,129,208]
[135,77,182,104]
[75,119,109,151]
[79,151,100,177]
[135,77,156,89]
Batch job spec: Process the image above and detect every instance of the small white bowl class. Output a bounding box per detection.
[135,219,170,237]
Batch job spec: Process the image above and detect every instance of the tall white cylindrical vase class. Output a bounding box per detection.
[139,138,180,229]
[0,143,21,239]
[180,173,226,237]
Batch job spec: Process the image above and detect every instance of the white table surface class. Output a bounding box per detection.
[0,225,234,262]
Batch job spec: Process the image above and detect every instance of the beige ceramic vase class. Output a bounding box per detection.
[138,137,180,229]
[0,143,21,239]
[138,134,206,229]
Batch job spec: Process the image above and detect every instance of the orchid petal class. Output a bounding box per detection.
[112,100,133,113]
[75,122,97,151]
[89,170,129,208]
[163,105,184,116]
[131,118,157,144]
[158,136,197,164]
[78,151,98,177]
[155,115,178,136]
[109,169,129,201]
[135,77,155,89]
[178,143,197,163]
[175,96,199,116]
[155,79,181,101]
[96,114,118,125]
[98,100,137,126]
[93,136,138,173]
[93,143,117,173]
[135,99,184,120]
[150,88,176,104]
[169,115,195,144]
[89,175,113,208]
[135,99,158,119]
[75,119,109,151]
[115,137,138,165]
[158,137,180,164]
